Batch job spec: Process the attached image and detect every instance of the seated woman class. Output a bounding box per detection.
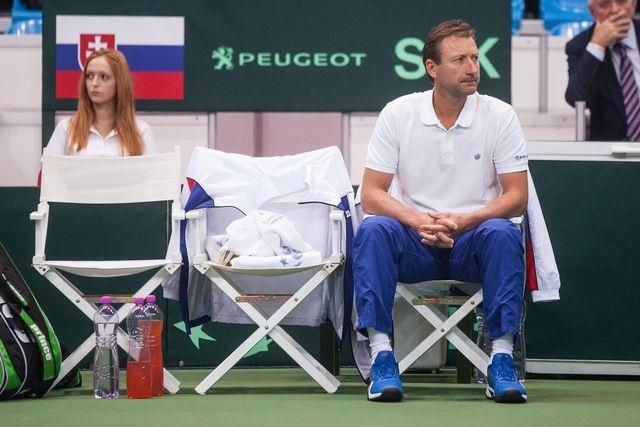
[46,49,157,156]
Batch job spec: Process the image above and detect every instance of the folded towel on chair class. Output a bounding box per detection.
[205,211,319,268]
[230,250,322,269]
[221,210,312,257]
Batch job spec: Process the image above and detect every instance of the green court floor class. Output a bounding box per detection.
[1,368,638,427]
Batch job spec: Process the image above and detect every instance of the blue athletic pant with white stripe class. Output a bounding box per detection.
[353,216,524,341]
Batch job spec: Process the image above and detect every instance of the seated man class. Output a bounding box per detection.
[353,19,528,403]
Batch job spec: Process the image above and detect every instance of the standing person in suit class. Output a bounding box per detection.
[565,0,640,141]
[46,49,157,156]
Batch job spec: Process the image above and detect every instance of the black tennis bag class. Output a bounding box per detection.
[0,241,63,400]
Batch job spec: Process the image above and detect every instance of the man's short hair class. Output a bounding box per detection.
[422,19,476,82]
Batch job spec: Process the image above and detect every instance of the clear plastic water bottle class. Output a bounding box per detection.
[474,305,491,384]
[475,303,526,383]
[126,296,151,399]
[93,295,119,399]
[143,295,164,397]
[513,302,527,383]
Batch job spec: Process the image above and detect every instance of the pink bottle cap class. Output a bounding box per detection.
[100,295,111,304]
[134,296,145,305]
[146,295,156,304]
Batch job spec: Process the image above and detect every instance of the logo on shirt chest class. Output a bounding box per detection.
[474,153,481,160]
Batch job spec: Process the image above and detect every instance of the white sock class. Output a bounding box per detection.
[491,333,514,359]
[367,328,392,364]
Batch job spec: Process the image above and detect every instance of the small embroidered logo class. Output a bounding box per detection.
[474,153,481,160]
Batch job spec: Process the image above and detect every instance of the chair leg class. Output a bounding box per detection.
[319,322,340,376]
[270,326,340,393]
[455,310,474,384]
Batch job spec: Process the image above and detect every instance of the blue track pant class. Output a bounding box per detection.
[353,216,524,340]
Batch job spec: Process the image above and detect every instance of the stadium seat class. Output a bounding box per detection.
[540,0,593,36]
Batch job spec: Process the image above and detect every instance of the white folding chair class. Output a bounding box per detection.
[351,173,560,383]
[352,232,524,382]
[350,185,525,382]
[172,146,356,394]
[395,280,492,377]
[30,148,184,393]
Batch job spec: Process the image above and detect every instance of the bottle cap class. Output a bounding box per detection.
[146,295,156,304]
[134,296,145,305]
[100,295,111,304]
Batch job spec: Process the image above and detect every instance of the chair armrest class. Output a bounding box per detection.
[30,203,48,220]
[172,209,202,221]
[31,202,49,262]
[186,210,202,219]
[30,211,45,220]
[329,209,344,262]
[172,209,186,220]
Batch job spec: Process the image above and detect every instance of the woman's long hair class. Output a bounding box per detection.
[67,49,143,156]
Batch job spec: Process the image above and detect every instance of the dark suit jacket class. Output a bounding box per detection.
[565,20,640,141]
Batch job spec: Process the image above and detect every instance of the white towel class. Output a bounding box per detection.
[204,234,228,261]
[230,250,322,269]
[221,210,312,256]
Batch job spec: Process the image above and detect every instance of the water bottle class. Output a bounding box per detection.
[513,302,526,383]
[474,305,491,384]
[126,296,151,399]
[474,303,526,383]
[143,295,164,396]
[93,295,119,399]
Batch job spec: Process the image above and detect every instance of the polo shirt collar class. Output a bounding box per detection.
[420,89,478,128]
[89,125,118,139]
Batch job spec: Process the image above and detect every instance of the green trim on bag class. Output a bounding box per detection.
[18,311,55,381]
[43,316,62,376]
[23,293,62,378]
[0,340,22,392]
[1,273,28,306]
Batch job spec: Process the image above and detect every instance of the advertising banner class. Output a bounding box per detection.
[43,0,511,111]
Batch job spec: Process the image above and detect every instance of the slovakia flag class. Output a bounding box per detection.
[56,15,184,100]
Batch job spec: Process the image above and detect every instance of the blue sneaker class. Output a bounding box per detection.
[367,351,404,402]
[486,353,527,403]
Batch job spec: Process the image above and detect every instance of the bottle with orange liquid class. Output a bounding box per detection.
[126,297,151,399]
[143,295,164,396]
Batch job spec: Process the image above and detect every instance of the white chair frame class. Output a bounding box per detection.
[30,148,184,393]
[192,209,345,394]
[395,217,524,378]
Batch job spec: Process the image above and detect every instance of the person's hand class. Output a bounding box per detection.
[420,211,476,248]
[591,10,632,48]
[416,212,456,248]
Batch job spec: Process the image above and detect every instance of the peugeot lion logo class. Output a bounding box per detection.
[211,46,234,70]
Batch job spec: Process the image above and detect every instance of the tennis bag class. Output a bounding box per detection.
[0,241,62,400]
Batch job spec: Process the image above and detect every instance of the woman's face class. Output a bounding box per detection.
[85,56,116,107]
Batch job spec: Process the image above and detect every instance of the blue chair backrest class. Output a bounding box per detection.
[512,0,526,35]
[540,0,593,36]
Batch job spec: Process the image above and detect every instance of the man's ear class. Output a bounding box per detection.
[425,59,437,81]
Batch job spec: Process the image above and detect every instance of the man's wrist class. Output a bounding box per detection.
[587,41,606,62]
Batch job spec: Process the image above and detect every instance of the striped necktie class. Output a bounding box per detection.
[614,43,640,141]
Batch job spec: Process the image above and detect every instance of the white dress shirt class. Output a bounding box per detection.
[587,24,640,89]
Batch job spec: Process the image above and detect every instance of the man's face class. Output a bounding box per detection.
[589,0,637,22]
[426,36,480,98]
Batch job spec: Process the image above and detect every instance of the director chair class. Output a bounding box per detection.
[30,148,184,392]
[350,196,524,383]
[352,170,561,383]
[171,146,356,394]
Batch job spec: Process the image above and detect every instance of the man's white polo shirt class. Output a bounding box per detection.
[365,90,528,213]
